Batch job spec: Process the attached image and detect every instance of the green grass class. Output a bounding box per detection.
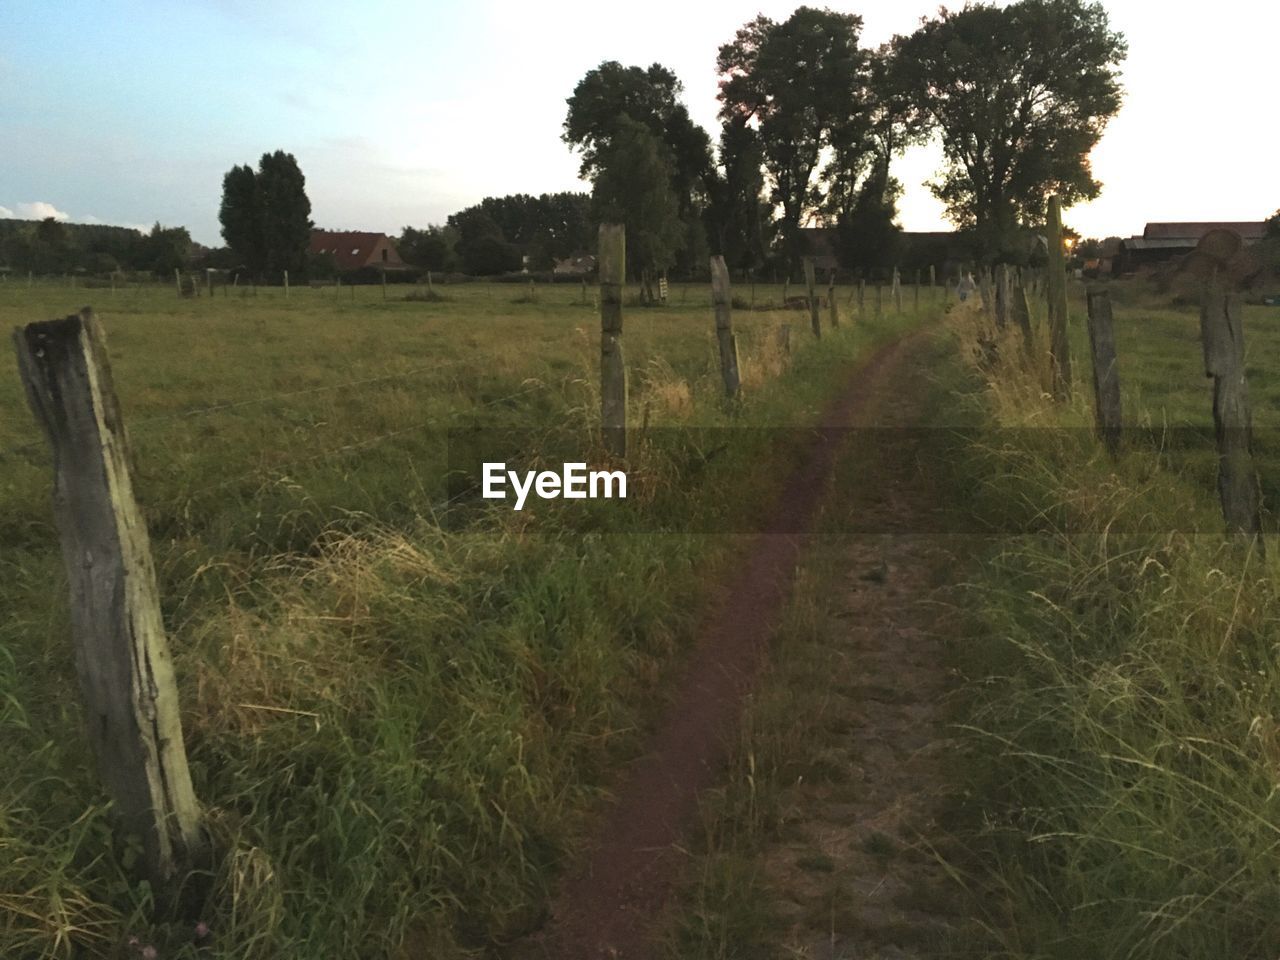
[0,277,926,959]
[942,282,1280,958]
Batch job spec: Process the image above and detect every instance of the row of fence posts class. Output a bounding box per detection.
[977,193,1262,547]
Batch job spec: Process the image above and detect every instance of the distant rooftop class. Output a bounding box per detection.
[1143,222,1266,242]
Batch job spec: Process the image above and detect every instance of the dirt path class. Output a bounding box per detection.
[508,329,950,960]
[755,332,971,958]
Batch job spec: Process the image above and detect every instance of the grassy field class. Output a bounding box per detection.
[0,277,926,959]
[943,282,1280,957]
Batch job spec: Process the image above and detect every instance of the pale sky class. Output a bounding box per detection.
[3,0,1277,246]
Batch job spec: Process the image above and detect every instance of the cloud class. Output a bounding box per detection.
[0,205,13,218]
[15,201,70,220]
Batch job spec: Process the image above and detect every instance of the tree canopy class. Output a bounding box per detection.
[592,115,683,300]
[891,0,1126,261]
[717,7,876,270]
[218,151,313,278]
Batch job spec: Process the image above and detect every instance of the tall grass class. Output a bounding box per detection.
[945,291,1280,958]
[0,282,920,958]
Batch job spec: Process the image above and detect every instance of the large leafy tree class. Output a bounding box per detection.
[717,7,875,272]
[257,151,312,277]
[706,117,771,273]
[892,0,1126,261]
[565,61,713,275]
[218,151,312,278]
[564,61,712,214]
[218,164,264,274]
[592,115,682,302]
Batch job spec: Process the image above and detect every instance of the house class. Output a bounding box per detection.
[309,230,406,272]
[1114,221,1266,274]
[553,254,597,276]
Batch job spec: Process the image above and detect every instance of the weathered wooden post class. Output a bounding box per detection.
[12,309,207,897]
[914,269,920,310]
[382,268,388,300]
[581,275,587,305]
[283,269,289,299]
[710,255,741,398]
[858,278,865,315]
[1085,289,1122,457]
[1200,277,1262,542]
[173,268,181,297]
[777,324,792,355]
[994,263,1010,330]
[803,257,821,338]
[876,281,883,317]
[782,276,790,306]
[599,224,627,457]
[1046,194,1072,400]
[427,271,434,296]
[827,270,839,328]
[892,267,902,313]
[1012,273,1034,357]
[929,264,936,299]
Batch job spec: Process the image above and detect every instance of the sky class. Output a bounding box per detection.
[3,0,1278,247]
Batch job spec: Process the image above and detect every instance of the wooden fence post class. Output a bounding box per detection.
[599,224,627,457]
[777,323,792,355]
[994,264,1010,330]
[1085,289,1122,457]
[283,269,289,298]
[12,309,206,896]
[914,269,920,310]
[827,270,839,328]
[1046,194,1072,400]
[1012,273,1034,357]
[929,264,936,299]
[876,281,883,317]
[710,255,741,398]
[1200,278,1262,542]
[782,277,790,306]
[803,257,821,338]
[892,267,902,314]
[857,278,865,314]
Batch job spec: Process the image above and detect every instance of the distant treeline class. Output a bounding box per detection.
[0,217,195,277]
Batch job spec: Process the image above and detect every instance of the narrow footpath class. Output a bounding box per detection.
[509,327,973,959]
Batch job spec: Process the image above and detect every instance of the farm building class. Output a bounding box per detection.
[1114,221,1266,274]
[309,230,406,271]
[553,254,596,276]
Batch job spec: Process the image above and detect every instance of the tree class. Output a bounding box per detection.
[142,223,192,276]
[219,164,264,274]
[706,117,770,273]
[891,0,1126,261]
[564,61,713,215]
[717,8,875,272]
[592,116,682,302]
[217,151,312,279]
[836,167,903,277]
[398,225,458,272]
[257,151,312,277]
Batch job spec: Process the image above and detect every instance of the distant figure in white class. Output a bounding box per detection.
[957,272,976,303]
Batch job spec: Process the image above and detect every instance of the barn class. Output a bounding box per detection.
[1114,221,1266,275]
[309,230,406,272]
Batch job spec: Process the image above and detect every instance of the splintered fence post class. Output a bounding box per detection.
[599,224,627,457]
[803,258,821,338]
[1200,279,1262,543]
[827,270,839,328]
[12,309,206,896]
[1085,289,1122,457]
[710,255,741,398]
[1046,194,1072,399]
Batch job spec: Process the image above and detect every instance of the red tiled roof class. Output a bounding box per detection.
[309,229,401,271]
[1143,222,1266,241]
